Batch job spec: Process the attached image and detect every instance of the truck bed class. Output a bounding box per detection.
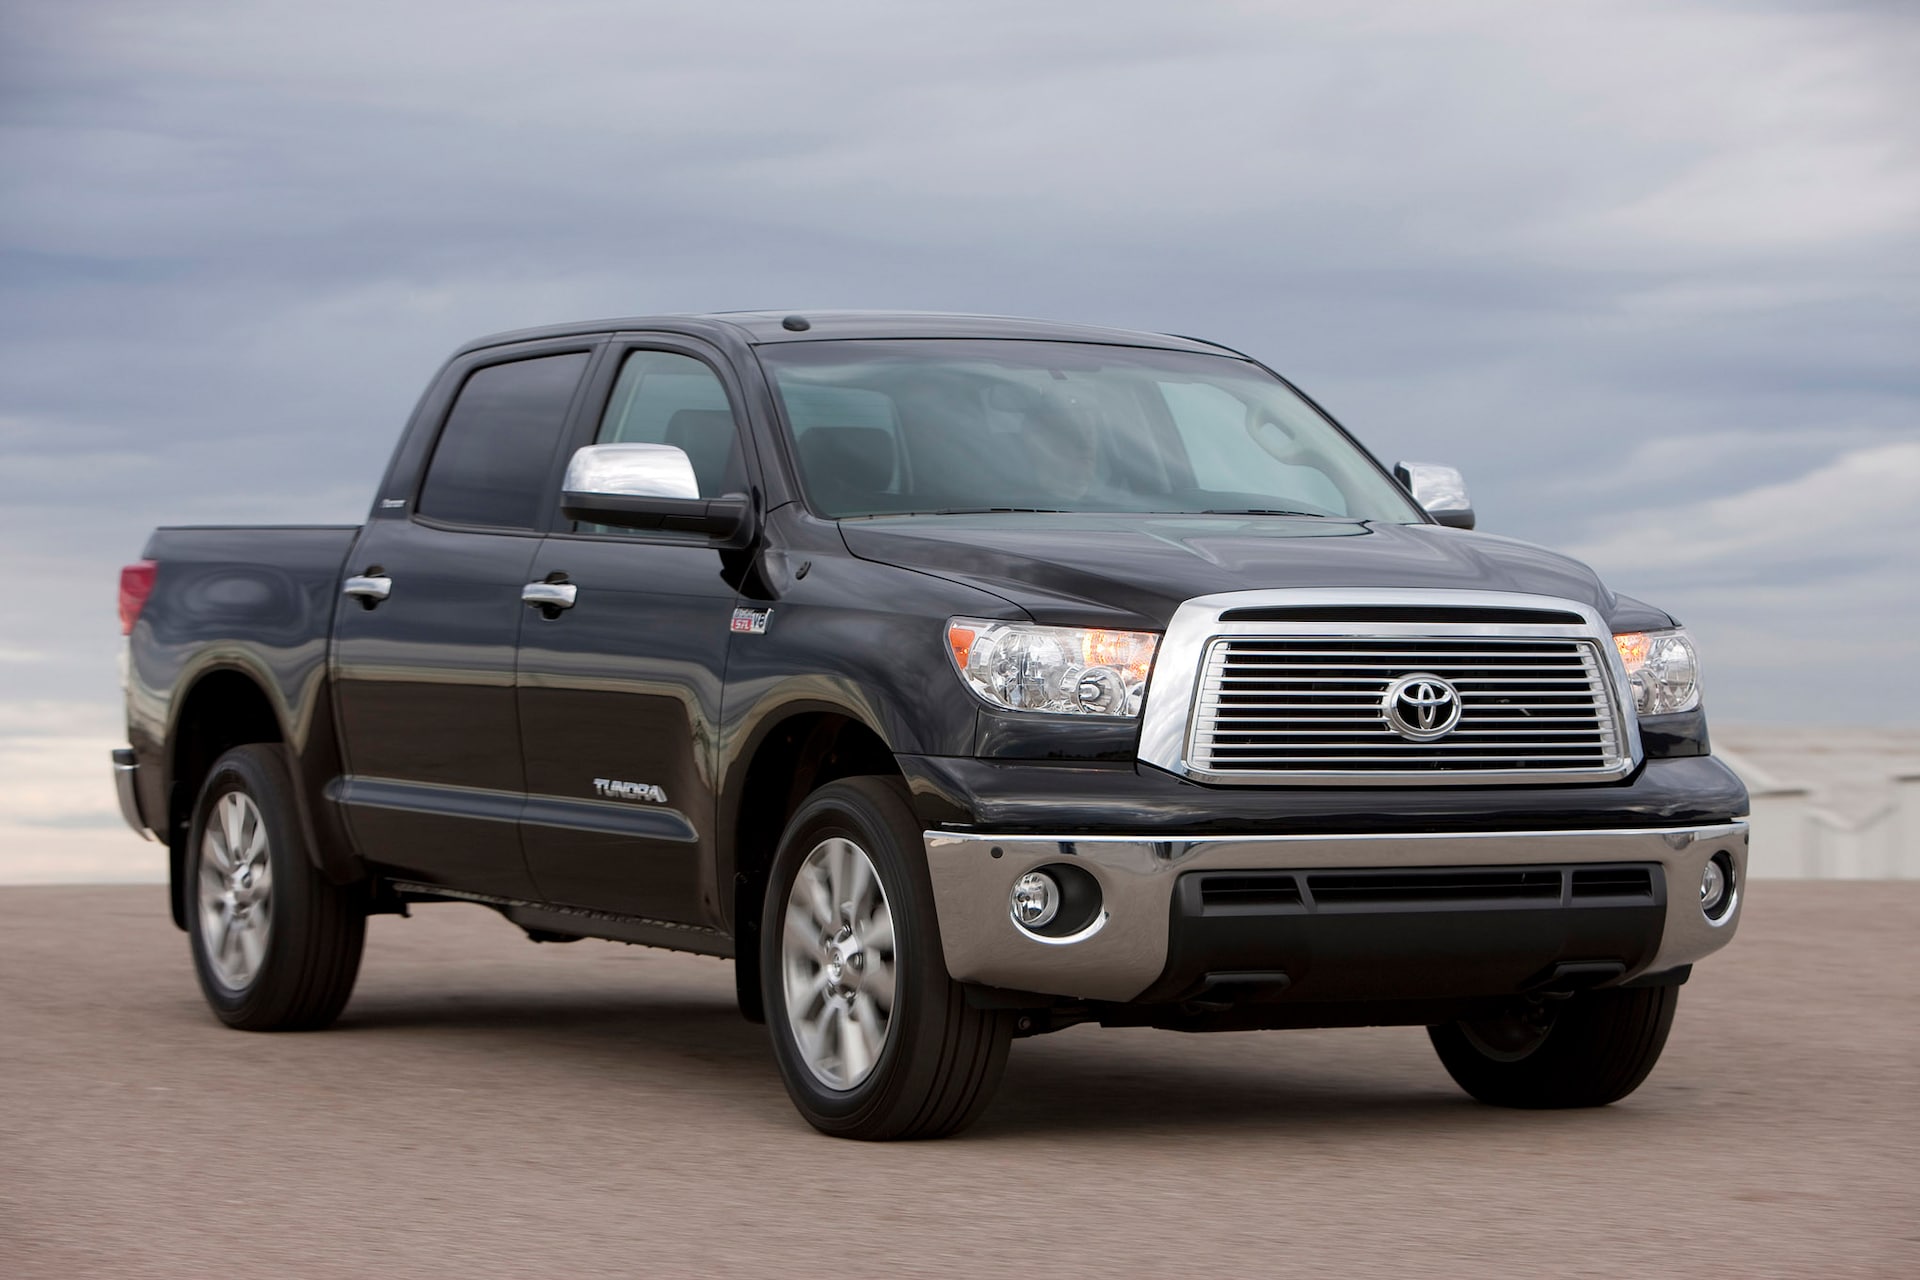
[125,524,362,878]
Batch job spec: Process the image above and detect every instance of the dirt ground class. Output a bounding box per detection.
[2,881,1915,1278]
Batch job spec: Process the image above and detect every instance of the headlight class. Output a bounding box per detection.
[1613,627,1700,715]
[947,618,1159,717]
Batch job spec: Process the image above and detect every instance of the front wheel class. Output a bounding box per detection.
[1428,985,1678,1109]
[186,745,366,1030]
[760,777,1013,1140]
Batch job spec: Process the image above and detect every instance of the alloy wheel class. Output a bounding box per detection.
[197,791,274,989]
[781,836,897,1090]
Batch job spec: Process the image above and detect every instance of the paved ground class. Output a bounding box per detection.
[2,883,1915,1278]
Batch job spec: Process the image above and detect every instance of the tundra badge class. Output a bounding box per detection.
[594,779,668,804]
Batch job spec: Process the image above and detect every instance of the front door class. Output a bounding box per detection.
[515,342,754,924]
[331,344,594,898]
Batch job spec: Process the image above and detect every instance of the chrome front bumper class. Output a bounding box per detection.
[924,822,1747,1002]
[112,748,153,840]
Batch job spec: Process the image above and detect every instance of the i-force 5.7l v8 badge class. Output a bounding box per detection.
[730,607,772,635]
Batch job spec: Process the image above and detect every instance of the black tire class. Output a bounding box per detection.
[760,776,1013,1140]
[186,745,365,1031]
[1428,985,1678,1109]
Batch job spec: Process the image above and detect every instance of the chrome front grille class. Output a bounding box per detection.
[1185,633,1631,782]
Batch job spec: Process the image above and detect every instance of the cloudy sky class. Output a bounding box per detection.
[2,0,1916,879]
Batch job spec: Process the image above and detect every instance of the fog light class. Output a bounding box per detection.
[1700,852,1735,921]
[1010,871,1060,928]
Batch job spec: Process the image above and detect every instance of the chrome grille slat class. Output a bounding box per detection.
[1213,752,1605,759]
[1209,709,1600,719]
[1228,667,1589,675]
[1214,679,1598,687]
[1202,729,1609,738]
[1213,656,1589,667]
[1202,743,1615,751]
[1187,629,1628,781]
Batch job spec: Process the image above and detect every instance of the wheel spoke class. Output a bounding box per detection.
[221,794,246,860]
[219,909,243,968]
[803,866,834,930]
[850,991,885,1066]
[784,901,827,961]
[205,903,231,962]
[805,999,839,1070]
[202,825,230,874]
[198,853,228,897]
[846,852,875,924]
[243,819,269,869]
[783,962,822,1018]
[865,955,896,1011]
[862,905,894,954]
[825,840,851,921]
[829,997,860,1082]
[237,803,259,865]
[236,917,267,978]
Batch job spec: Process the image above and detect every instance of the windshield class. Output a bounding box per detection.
[757,339,1424,522]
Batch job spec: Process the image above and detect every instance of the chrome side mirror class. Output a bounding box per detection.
[1394,461,1475,530]
[560,443,752,542]
[564,442,700,500]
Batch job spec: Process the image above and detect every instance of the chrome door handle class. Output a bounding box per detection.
[343,575,392,602]
[521,581,578,611]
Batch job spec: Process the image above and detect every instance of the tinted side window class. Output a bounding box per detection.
[417,352,590,529]
[596,350,744,497]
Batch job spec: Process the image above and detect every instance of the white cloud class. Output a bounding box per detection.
[1568,441,1920,574]
[1594,140,1920,252]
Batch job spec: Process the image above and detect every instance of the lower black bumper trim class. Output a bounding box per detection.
[1137,861,1669,1005]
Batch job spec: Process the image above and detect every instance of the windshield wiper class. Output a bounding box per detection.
[1195,508,1327,518]
[915,507,1074,515]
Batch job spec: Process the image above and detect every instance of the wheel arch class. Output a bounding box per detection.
[165,662,360,930]
[721,700,904,1022]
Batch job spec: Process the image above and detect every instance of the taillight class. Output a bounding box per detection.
[119,561,157,635]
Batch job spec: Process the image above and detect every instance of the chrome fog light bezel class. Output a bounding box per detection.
[1007,862,1109,944]
[1701,850,1738,924]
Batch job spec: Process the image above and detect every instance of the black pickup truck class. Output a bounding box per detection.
[114,311,1748,1139]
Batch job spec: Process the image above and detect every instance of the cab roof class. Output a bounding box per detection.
[456,310,1244,358]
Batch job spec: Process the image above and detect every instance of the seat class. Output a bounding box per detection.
[797,427,898,516]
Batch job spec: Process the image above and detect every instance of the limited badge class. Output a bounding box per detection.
[730,606,772,635]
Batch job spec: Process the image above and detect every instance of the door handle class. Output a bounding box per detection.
[343,574,392,604]
[522,581,578,611]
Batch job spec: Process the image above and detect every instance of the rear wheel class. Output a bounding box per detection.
[1428,985,1678,1109]
[761,776,1013,1140]
[186,745,365,1030]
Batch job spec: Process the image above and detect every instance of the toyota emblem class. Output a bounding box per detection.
[1382,672,1463,741]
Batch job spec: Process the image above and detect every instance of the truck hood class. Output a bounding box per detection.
[837,513,1618,630]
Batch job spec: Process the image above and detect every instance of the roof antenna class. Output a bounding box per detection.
[781,314,811,332]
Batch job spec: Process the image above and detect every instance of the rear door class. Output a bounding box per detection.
[514,337,756,924]
[331,341,597,898]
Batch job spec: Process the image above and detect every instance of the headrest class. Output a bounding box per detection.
[798,427,898,515]
[665,409,742,495]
